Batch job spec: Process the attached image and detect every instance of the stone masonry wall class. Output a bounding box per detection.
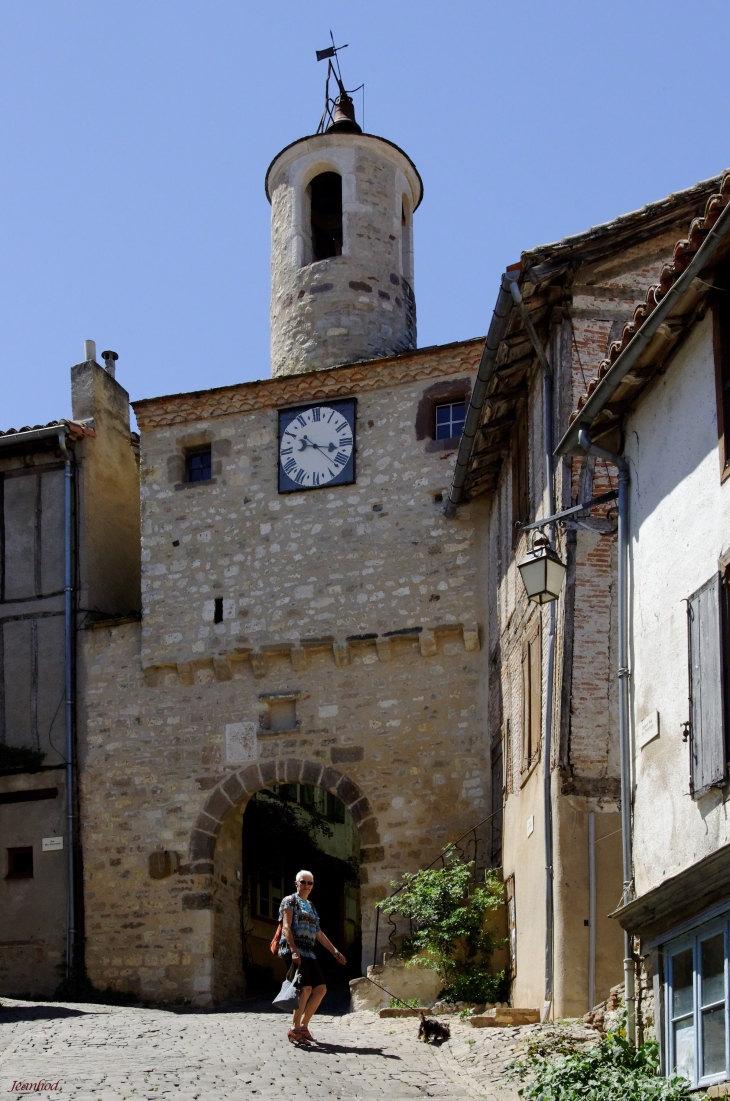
[79,342,490,1005]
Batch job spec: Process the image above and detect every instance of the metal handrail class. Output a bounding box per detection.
[371,807,502,967]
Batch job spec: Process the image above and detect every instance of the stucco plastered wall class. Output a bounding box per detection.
[627,313,730,897]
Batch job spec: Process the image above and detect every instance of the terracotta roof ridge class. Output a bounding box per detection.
[132,335,486,412]
[0,417,94,439]
[568,169,730,427]
[524,172,724,264]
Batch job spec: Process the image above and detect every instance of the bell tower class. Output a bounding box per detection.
[266,72,423,378]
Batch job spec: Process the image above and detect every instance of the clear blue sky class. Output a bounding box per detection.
[1,0,728,430]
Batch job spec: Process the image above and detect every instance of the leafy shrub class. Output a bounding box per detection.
[377,855,506,1002]
[389,997,420,1009]
[440,967,506,1004]
[510,1019,690,1101]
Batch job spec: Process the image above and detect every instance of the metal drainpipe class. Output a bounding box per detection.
[57,429,76,981]
[588,810,596,1011]
[510,282,556,1018]
[577,428,634,1043]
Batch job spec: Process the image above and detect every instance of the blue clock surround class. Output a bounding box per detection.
[278,398,357,493]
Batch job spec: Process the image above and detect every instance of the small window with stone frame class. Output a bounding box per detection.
[185,445,212,483]
[6,847,33,879]
[434,401,466,441]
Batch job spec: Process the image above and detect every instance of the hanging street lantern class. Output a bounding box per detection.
[518,532,567,605]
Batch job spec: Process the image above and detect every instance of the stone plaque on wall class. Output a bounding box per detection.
[225,722,257,764]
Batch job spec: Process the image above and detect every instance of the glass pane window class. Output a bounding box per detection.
[672,948,694,1018]
[702,934,725,1006]
[185,447,212,483]
[703,1005,726,1077]
[435,402,466,441]
[665,920,729,1087]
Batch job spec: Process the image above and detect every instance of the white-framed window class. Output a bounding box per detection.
[664,915,729,1087]
[434,401,466,440]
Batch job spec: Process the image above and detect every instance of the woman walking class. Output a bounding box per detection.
[279,869,347,1045]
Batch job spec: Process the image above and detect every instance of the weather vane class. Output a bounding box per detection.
[315,32,364,134]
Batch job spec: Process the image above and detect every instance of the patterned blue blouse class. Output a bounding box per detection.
[278,893,320,959]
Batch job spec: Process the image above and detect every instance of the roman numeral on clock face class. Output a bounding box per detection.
[334,451,348,467]
[284,458,297,474]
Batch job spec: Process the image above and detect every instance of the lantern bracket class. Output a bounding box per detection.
[515,488,618,533]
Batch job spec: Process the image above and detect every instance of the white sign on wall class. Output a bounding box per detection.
[225,722,257,764]
[42,836,63,851]
[639,710,660,750]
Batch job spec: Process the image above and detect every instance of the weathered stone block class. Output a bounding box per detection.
[238,764,263,792]
[357,818,380,846]
[258,759,276,785]
[250,651,266,678]
[181,893,214,911]
[221,773,246,805]
[348,796,372,823]
[375,638,392,662]
[290,647,307,672]
[189,831,216,862]
[331,746,364,764]
[333,641,350,667]
[419,630,437,657]
[336,775,362,807]
[361,845,385,864]
[320,767,341,794]
[301,761,323,786]
[195,812,222,836]
[203,789,233,823]
[284,758,302,783]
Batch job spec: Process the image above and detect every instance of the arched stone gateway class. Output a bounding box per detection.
[190,757,380,863]
[187,757,381,1004]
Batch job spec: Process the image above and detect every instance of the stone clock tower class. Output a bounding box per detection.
[266,93,423,377]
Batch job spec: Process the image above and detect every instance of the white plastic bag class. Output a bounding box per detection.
[272,971,302,1012]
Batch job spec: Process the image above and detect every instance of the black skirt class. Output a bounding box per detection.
[283,952,326,989]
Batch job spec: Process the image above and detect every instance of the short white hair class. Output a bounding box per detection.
[296,869,314,883]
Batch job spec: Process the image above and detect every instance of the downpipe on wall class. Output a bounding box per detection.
[57,428,77,981]
[510,282,556,1019]
[577,428,634,1043]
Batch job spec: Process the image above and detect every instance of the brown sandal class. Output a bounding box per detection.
[288,1028,310,1045]
[299,1027,316,1043]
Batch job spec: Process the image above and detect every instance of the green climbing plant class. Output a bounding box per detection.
[377,853,506,1003]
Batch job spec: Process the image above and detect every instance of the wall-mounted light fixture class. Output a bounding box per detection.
[517,532,566,605]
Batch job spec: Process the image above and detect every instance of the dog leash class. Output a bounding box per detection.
[362,974,426,1010]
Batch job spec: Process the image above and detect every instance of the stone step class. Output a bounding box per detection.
[469,1008,540,1028]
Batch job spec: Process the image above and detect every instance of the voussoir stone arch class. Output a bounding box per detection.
[188,757,381,869]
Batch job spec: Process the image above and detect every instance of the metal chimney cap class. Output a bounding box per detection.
[101,350,118,362]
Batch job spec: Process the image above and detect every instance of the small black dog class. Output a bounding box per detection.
[417,1012,451,1044]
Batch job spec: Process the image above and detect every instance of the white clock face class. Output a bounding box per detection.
[279,405,354,488]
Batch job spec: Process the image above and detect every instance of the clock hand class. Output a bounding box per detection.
[300,435,340,454]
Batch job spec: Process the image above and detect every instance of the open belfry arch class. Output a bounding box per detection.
[78,56,488,1006]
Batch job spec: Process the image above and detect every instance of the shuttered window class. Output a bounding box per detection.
[687,573,727,797]
[521,626,542,770]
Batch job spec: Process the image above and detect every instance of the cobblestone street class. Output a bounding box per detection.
[0,995,535,1100]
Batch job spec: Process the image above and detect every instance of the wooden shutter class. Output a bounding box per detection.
[529,633,542,761]
[688,573,727,796]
